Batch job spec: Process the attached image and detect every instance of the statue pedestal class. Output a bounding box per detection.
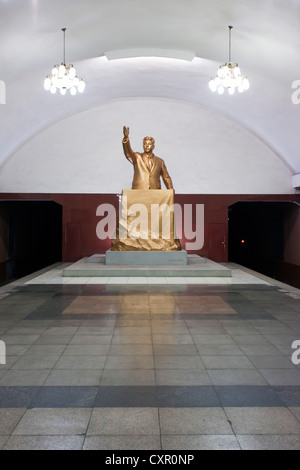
[110,189,182,252]
[64,255,231,277]
[106,249,187,266]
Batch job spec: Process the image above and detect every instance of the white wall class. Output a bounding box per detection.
[0,99,293,194]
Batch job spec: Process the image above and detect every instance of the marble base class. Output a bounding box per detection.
[104,249,188,266]
[63,255,231,277]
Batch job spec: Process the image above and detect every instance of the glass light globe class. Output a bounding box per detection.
[52,66,59,76]
[233,66,241,78]
[52,76,59,88]
[238,84,244,93]
[70,86,77,95]
[242,77,249,90]
[58,64,66,76]
[60,87,67,95]
[68,66,76,79]
[78,80,85,93]
[228,87,235,95]
[50,85,56,94]
[223,77,232,88]
[223,65,230,76]
[72,77,80,87]
[44,77,51,90]
[217,85,224,95]
[59,76,69,88]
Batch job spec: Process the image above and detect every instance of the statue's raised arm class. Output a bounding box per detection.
[122,125,136,164]
[123,126,130,140]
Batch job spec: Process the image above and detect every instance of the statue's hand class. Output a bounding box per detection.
[123,126,129,138]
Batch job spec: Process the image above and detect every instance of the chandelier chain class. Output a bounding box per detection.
[228,25,233,63]
[62,28,66,64]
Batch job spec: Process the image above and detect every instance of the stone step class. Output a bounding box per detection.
[63,255,231,278]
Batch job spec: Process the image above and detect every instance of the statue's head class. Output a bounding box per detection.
[143,136,155,153]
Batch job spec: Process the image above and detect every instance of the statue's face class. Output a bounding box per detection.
[143,139,154,153]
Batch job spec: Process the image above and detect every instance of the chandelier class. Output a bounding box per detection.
[209,26,249,95]
[44,28,85,95]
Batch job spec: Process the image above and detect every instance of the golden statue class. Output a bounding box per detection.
[123,126,174,190]
[110,126,182,251]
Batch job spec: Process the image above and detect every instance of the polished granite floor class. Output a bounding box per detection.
[0,263,299,450]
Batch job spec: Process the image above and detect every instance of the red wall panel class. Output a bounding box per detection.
[1,193,299,263]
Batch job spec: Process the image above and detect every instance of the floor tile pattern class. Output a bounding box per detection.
[0,263,299,449]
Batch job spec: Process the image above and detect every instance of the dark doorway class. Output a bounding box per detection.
[228,201,299,285]
[0,201,62,283]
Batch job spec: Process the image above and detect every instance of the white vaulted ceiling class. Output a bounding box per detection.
[0,0,299,192]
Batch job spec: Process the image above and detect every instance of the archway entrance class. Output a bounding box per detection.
[0,201,62,283]
[228,201,300,288]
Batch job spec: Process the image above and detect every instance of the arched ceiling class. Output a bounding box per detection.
[0,0,299,176]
